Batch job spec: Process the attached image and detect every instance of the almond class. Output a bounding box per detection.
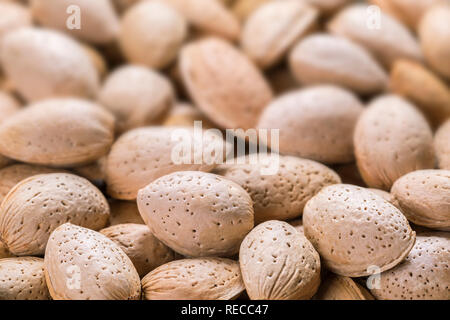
[0,257,50,300]
[0,90,20,120]
[239,220,321,300]
[215,155,341,223]
[435,119,450,170]
[0,242,13,259]
[163,103,215,129]
[367,188,395,205]
[0,1,31,40]
[137,171,254,257]
[370,233,450,300]
[0,98,115,167]
[142,257,244,300]
[179,37,273,129]
[0,28,99,102]
[72,158,106,185]
[108,200,145,226]
[0,173,109,256]
[391,170,450,231]
[303,184,416,277]
[257,85,364,163]
[232,0,270,21]
[241,0,318,69]
[44,223,141,300]
[354,95,434,190]
[289,34,387,95]
[314,273,374,300]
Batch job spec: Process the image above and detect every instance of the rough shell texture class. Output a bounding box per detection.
[435,119,450,170]
[98,65,174,133]
[289,34,387,95]
[0,173,110,256]
[257,85,364,164]
[100,223,176,277]
[0,242,13,259]
[0,257,50,300]
[0,1,31,40]
[328,4,422,68]
[215,155,341,223]
[44,223,141,300]
[180,37,273,130]
[108,200,145,226]
[239,220,321,300]
[142,257,244,300]
[0,98,115,167]
[367,188,395,205]
[354,95,435,190]
[391,170,450,230]
[137,171,254,257]
[241,0,318,69]
[119,1,187,69]
[370,233,450,300]
[30,0,119,44]
[303,184,416,277]
[0,28,99,102]
[314,273,374,300]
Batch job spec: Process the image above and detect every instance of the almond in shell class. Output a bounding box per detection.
[314,273,374,300]
[435,119,450,170]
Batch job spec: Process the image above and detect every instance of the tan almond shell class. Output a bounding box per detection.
[0,90,20,126]
[165,0,240,41]
[100,223,177,277]
[239,220,321,300]
[0,1,31,40]
[328,4,422,68]
[241,0,318,69]
[257,85,364,164]
[289,34,387,95]
[314,273,374,300]
[30,0,119,44]
[0,28,99,102]
[391,170,450,230]
[0,257,50,300]
[119,1,187,70]
[137,171,254,257]
[367,188,395,205]
[108,200,145,226]
[418,3,450,80]
[163,103,215,129]
[82,44,108,79]
[435,119,450,170]
[303,184,416,277]
[354,95,435,190]
[370,233,450,300]
[44,223,141,300]
[232,0,270,21]
[98,65,174,134]
[72,158,106,184]
[179,37,273,130]
[0,242,13,259]
[0,173,110,256]
[215,155,341,223]
[0,98,115,167]
[142,257,244,300]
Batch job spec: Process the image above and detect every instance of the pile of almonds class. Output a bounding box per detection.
[0,0,449,301]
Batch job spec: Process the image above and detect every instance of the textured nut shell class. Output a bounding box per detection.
[137,171,254,257]
[370,233,450,300]
[354,95,435,190]
[163,103,214,129]
[109,200,145,226]
[314,273,374,300]
[44,223,141,300]
[328,4,422,68]
[289,34,387,95]
[0,173,109,256]
[418,3,450,80]
[0,98,114,167]
[239,221,321,300]
[0,1,31,40]
[0,242,13,259]
[241,1,318,69]
[367,188,395,205]
[30,0,119,44]
[0,28,99,102]
[215,155,341,223]
[100,223,176,277]
[435,119,450,170]
[72,158,106,184]
[390,59,450,127]
[391,170,450,230]
[106,126,222,200]
[119,1,187,69]
[257,85,364,163]
[142,258,244,300]
[303,184,416,277]
[0,257,50,300]
[82,44,108,79]
[179,37,273,130]
[0,90,20,121]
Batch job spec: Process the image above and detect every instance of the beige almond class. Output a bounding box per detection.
[108,200,145,226]
[240,220,321,300]
[232,0,270,21]
[45,223,141,300]
[0,28,99,102]
[0,1,31,40]
[435,119,450,170]
[289,34,388,95]
[314,273,374,300]
[0,257,50,300]
[0,98,115,167]
[368,188,395,205]
[303,184,416,277]
[0,173,110,256]
[142,258,244,300]
[163,103,215,129]
[179,37,273,129]
[0,90,20,123]
[137,171,254,257]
